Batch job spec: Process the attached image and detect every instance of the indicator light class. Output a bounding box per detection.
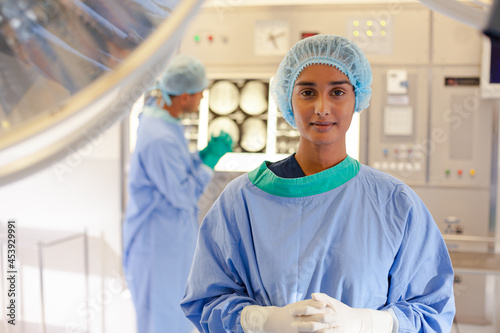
[367,30,373,37]
[458,169,463,176]
[301,32,319,39]
[470,169,476,176]
[194,35,200,42]
[445,169,450,175]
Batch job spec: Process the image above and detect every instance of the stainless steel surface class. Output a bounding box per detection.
[444,235,498,243]
[450,251,500,275]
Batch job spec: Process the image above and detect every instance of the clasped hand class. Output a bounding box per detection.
[265,298,331,333]
[242,293,393,333]
[267,293,357,333]
[291,293,365,333]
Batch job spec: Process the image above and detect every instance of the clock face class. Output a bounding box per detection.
[254,20,290,56]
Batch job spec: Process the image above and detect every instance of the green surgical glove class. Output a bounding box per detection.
[200,130,233,169]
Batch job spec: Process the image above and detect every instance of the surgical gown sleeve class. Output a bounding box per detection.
[140,136,212,210]
[383,190,455,332]
[181,180,257,333]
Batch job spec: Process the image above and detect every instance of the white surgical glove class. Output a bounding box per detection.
[290,293,393,333]
[241,299,328,333]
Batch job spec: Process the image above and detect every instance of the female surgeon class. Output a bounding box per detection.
[181,35,455,333]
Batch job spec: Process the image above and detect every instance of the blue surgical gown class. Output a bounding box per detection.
[123,105,212,333]
[181,156,455,333]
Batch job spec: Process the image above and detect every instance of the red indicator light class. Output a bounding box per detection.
[301,32,319,39]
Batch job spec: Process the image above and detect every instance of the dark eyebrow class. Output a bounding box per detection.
[294,80,352,86]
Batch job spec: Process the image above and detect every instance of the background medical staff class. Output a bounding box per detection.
[123,54,232,333]
[181,35,455,333]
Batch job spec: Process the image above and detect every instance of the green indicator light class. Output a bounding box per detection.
[445,169,450,175]
[194,35,200,42]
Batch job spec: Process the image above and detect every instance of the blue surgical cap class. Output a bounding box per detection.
[155,54,208,106]
[270,34,373,128]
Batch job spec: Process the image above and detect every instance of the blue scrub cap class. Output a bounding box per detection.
[155,54,208,106]
[270,34,373,128]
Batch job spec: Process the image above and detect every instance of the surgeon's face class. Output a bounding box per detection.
[185,91,204,113]
[291,64,355,149]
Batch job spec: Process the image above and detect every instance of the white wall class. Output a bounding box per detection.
[0,122,134,333]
